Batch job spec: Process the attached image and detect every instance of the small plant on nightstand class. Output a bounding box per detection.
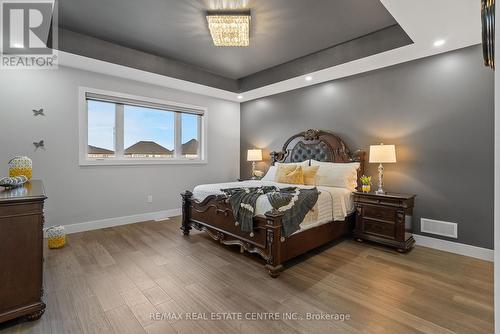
[360,175,371,193]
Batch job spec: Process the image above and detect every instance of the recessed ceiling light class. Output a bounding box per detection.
[433,39,446,47]
[305,75,313,81]
[237,95,243,99]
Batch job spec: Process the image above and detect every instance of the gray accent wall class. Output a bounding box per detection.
[240,45,494,249]
[494,2,499,327]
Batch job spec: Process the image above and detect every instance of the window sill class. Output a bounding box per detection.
[79,158,207,166]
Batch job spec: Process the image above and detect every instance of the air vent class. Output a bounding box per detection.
[420,218,457,238]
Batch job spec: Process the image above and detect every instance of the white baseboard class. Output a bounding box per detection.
[58,208,181,235]
[414,234,493,262]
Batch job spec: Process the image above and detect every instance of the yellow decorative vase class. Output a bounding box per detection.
[362,185,371,193]
[9,156,32,180]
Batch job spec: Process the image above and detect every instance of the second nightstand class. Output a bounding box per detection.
[353,191,416,252]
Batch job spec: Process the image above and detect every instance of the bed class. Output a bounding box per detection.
[181,129,365,277]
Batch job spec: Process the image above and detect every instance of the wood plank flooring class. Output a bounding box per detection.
[0,217,493,334]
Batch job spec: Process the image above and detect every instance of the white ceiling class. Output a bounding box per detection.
[60,0,482,103]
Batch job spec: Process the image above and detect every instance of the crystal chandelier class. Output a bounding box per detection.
[206,12,251,47]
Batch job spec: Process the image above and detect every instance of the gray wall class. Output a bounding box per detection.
[0,66,240,228]
[241,45,494,249]
[494,2,499,328]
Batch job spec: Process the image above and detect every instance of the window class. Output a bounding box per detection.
[79,88,206,165]
[124,106,175,158]
[87,100,116,158]
[181,113,201,159]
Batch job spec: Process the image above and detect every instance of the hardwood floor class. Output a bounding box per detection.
[1,217,493,334]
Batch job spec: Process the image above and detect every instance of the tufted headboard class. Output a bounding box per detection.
[270,129,365,186]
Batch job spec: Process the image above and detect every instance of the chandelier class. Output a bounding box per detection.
[206,12,251,47]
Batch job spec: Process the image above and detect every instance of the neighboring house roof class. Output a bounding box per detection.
[182,139,198,155]
[124,141,173,155]
[88,145,114,155]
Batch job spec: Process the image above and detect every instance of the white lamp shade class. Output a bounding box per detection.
[247,149,263,162]
[369,144,396,163]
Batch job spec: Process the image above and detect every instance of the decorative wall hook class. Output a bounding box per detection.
[33,140,45,151]
[33,108,45,116]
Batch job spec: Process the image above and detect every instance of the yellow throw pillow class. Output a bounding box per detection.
[302,165,320,185]
[276,164,304,185]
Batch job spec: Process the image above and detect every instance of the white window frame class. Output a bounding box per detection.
[79,87,208,166]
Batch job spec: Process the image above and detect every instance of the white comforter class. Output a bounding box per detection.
[192,180,354,232]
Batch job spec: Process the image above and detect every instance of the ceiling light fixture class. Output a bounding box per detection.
[305,75,313,81]
[433,39,446,47]
[237,95,243,99]
[206,11,250,47]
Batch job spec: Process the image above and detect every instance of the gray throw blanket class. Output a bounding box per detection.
[221,186,320,237]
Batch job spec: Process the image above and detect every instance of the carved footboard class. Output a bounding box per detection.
[181,191,285,277]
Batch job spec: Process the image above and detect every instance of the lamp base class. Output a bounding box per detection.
[376,163,385,195]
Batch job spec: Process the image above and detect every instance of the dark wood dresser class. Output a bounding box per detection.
[353,191,416,252]
[0,180,46,323]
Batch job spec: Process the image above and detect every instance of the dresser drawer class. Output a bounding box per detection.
[362,218,395,238]
[362,205,395,223]
[0,202,43,219]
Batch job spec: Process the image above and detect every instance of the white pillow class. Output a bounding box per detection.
[310,160,360,190]
[262,166,277,181]
[262,160,310,181]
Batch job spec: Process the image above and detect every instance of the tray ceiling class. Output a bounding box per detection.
[59,0,405,80]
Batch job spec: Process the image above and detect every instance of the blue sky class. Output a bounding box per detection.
[88,100,198,151]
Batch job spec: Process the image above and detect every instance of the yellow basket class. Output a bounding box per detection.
[48,235,66,249]
[46,226,66,249]
[9,156,32,180]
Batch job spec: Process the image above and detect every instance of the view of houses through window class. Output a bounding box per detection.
[181,113,200,159]
[123,105,175,158]
[86,94,202,161]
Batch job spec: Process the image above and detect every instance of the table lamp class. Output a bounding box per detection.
[247,149,263,179]
[369,143,396,194]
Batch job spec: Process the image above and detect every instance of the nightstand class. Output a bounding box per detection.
[353,191,416,252]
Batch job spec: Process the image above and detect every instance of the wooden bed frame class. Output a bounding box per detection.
[181,129,365,277]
